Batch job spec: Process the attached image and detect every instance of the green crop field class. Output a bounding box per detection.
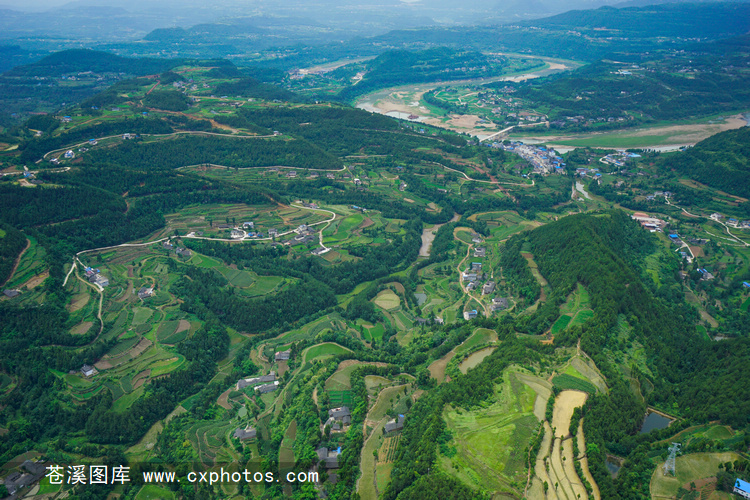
[132,307,154,325]
[156,320,179,341]
[107,337,141,356]
[246,276,284,296]
[325,364,361,391]
[550,314,572,335]
[329,390,354,407]
[304,343,353,362]
[552,373,597,394]
[569,309,594,328]
[222,268,256,287]
[454,329,497,356]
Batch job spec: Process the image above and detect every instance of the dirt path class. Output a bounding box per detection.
[1,238,29,287]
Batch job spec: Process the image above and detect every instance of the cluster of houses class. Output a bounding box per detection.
[289,224,317,246]
[460,233,509,315]
[138,286,155,300]
[631,212,667,232]
[242,374,279,394]
[490,141,565,175]
[600,151,641,168]
[162,241,192,258]
[645,190,672,202]
[2,460,47,497]
[324,406,351,432]
[711,213,750,229]
[575,167,602,179]
[84,267,109,288]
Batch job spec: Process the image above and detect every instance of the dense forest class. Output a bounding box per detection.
[661,127,750,198]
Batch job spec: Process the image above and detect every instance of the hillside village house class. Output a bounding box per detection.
[236,372,276,390]
[233,426,257,441]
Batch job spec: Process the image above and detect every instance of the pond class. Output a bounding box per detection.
[606,457,621,476]
[640,411,672,433]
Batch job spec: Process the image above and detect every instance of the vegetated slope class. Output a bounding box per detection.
[349,2,750,63]
[522,3,750,39]
[0,223,27,285]
[337,48,510,101]
[661,127,750,198]
[511,34,750,124]
[2,49,184,78]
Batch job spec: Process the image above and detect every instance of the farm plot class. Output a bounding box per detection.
[4,235,46,289]
[455,328,498,356]
[279,420,297,473]
[428,349,456,384]
[458,347,496,374]
[245,276,285,297]
[136,484,176,500]
[440,370,540,497]
[303,342,353,362]
[529,389,594,500]
[189,420,235,466]
[373,290,400,310]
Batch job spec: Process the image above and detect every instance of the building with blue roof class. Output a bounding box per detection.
[669,234,680,239]
[733,478,750,498]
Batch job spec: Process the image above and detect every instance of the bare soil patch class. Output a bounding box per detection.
[552,390,588,438]
[20,271,49,290]
[94,359,113,370]
[132,370,150,390]
[176,319,191,333]
[690,246,705,258]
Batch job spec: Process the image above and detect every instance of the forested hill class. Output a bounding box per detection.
[521,2,750,39]
[2,49,233,78]
[661,126,750,198]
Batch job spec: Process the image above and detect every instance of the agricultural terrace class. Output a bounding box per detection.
[359,378,416,500]
[528,389,596,500]
[57,244,209,410]
[163,202,330,241]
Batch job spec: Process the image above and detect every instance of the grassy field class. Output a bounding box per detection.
[650,452,741,499]
[136,484,176,500]
[440,369,540,496]
[455,328,498,355]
